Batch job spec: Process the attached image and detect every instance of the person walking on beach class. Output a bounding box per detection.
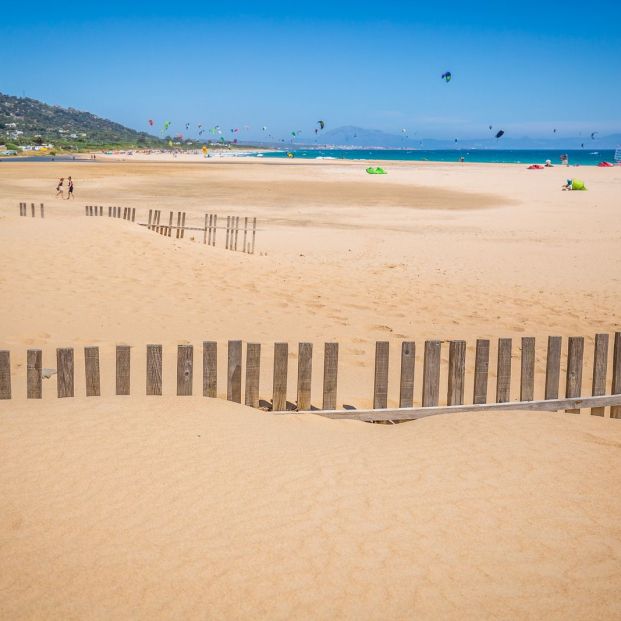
[55,177,64,198]
[66,176,75,199]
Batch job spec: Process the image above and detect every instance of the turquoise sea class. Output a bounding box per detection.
[259,149,618,167]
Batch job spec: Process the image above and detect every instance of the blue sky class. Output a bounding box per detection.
[2,1,620,140]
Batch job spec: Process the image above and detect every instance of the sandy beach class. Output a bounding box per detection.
[1,158,621,618]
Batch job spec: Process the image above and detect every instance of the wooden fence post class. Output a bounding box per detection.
[373,341,389,409]
[251,217,257,254]
[611,332,621,419]
[212,214,217,246]
[27,349,42,399]
[177,345,193,396]
[146,344,163,395]
[297,342,313,411]
[108,206,112,217]
[85,205,89,216]
[40,203,44,218]
[203,341,218,398]
[473,339,490,404]
[245,343,261,408]
[234,216,240,250]
[131,207,135,222]
[496,338,512,403]
[545,336,562,400]
[520,337,536,402]
[180,212,186,238]
[176,211,181,239]
[207,214,213,246]
[227,340,242,403]
[565,337,584,413]
[167,210,172,237]
[84,346,101,397]
[447,340,466,406]
[225,216,230,249]
[0,351,10,399]
[422,340,441,407]
[322,343,339,410]
[591,333,609,416]
[272,343,288,411]
[203,214,208,244]
[243,217,248,253]
[116,345,131,395]
[56,348,74,398]
[31,202,35,217]
[399,341,416,408]
[148,209,153,230]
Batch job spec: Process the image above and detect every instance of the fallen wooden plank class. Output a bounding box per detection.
[288,394,621,422]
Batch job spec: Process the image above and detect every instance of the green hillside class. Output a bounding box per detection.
[0,92,164,151]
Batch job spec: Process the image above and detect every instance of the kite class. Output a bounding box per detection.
[581,143,584,148]
[441,71,452,82]
[591,132,598,139]
[317,120,325,130]
[261,126,267,131]
[401,128,407,134]
[148,119,154,126]
[185,123,190,130]
[489,125,493,130]
[553,128,557,133]
[495,130,505,139]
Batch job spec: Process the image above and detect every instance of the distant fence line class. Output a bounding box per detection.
[1,333,620,421]
[18,202,44,218]
[16,202,258,254]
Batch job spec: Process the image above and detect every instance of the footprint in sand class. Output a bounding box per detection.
[371,324,393,333]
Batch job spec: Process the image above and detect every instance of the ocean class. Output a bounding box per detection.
[258,149,617,167]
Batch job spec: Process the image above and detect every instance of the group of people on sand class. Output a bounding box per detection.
[55,177,75,199]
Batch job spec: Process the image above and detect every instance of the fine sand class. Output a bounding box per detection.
[1,158,620,618]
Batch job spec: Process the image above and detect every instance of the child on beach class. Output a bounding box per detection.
[55,178,64,198]
[66,177,74,199]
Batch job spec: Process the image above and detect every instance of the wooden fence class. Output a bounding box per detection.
[1,333,620,421]
[18,202,44,218]
[144,209,256,253]
[84,205,135,220]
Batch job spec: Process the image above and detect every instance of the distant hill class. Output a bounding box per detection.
[0,92,162,149]
[312,125,621,150]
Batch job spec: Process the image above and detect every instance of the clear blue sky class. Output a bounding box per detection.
[2,1,620,140]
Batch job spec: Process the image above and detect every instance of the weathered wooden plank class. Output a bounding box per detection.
[322,342,339,411]
[203,341,217,398]
[373,341,389,409]
[496,338,512,403]
[565,336,584,413]
[591,333,609,416]
[0,351,10,399]
[610,332,621,419]
[116,345,131,395]
[212,214,217,246]
[285,394,621,422]
[422,340,441,407]
[245,343,261,408]
[180,212,186,239]
[297,342,313,411]
[272,342,288,411]
[520,337,536,402]
[399,341,415,408]
[473,339,490,404]
[176,211,181,239]
[108,206,112,217]
[176,344,193,396]
[227,340,242,403]
[131,207,135,222]
[203,214,208,244]
[234,216,240,250]
[146,344,162,396]
[84,346,100,397]
[56,348,74,398]
[225,216,231,249]
[447,340,466,406]
[243,217,248,253]
[251,217,257,254]
[40,203,44,218]
[544,336,562,400]
[167,210,173,237]
[148,209,153,230]
[27,349,42,399]
[31,202,35,217]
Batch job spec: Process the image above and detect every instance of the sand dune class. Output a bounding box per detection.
[1,398,621,620]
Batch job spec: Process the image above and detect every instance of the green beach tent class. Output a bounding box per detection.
[366,167,387,175]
